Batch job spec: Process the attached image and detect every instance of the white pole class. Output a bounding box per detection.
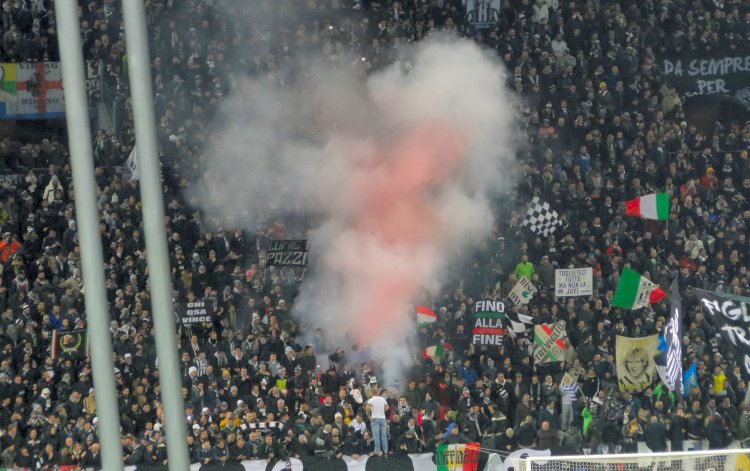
[53,1,123,469]
[121,2,190,469]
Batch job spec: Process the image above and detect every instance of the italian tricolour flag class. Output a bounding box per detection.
[436,443,480,471]
[422,341,452,360]
[416,305,437,326]
[625,193,669,220]
[612,267,666,310]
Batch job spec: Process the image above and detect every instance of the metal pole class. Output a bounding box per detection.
[53,1,123,469]
[121,2,190,469]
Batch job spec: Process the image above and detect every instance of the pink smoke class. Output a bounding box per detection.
[325,123,467,345]
[195,39,519,383]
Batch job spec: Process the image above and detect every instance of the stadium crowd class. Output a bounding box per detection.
[0,0,749,468]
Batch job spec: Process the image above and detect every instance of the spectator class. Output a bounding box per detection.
[0,231,20,263]
[3,0,750,466]
[514,254,534,281]
[365,387,388,457]
[536,420,559,449]
[643,415,667,453]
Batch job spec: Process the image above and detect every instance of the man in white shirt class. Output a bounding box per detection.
[366,387,389,456]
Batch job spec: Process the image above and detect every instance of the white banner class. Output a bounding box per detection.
[0,62,65,118]
[509,277,537,305]
[555,268,593,297]
[123,146,139,182]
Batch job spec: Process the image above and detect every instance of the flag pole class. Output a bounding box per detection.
[53,0,123,469]
[121,1,190,469]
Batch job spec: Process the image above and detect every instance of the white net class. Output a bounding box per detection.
[504,448,750,471]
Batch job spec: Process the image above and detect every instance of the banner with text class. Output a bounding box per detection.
[696,289,750,375]
[509,277,537,305]
[472,299,506,347]
[534,321,567,364]
[661,50,750,108]
[616,334,659,393]
[176,300,216,326]
[265,240,309,267]
[555,268,593,297]
[436,442,480,471]
[0,62,65,119]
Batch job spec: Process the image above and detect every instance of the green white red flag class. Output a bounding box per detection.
[435,443,480,471]
[624,193,669,220]
[612,267,666,310]
[416,305,437,327]
[422,341,452,360]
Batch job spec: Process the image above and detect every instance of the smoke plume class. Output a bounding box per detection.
[193,38,520,385]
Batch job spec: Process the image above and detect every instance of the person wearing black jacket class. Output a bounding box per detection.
[310,424,334,458]
[260,432,285,463]
[230,435,252,462]
[439,423,471,445]
[395,429,421,454]
[127,437,149,465]
[288,433,310,460]
[78,442,101,469]
[495,428,517,453]
[707,415,734,470]
[644,415,667,452]
[685,401,706,443]
[668,407,685,452]
[419,413,436,441]
[212,437,229,465]
[341,430,366,458]
[707,415,733,449]
[516,416,536,448]
[461,404,489,441]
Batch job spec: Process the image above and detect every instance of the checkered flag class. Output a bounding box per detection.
[522,196,562,237]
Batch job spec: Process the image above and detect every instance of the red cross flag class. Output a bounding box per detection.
[0,62,65,118]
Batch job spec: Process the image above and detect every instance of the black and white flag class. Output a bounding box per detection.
[656,277,683,394]
[522,197,562,237]
[123,146,139,182]
[506,310,535,337]
[696,289,750,374]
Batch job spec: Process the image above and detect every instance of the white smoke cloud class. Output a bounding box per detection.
[192,37,520,385]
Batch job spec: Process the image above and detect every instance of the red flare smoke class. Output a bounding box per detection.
[330,122,467,345]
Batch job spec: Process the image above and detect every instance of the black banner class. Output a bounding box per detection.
[177,300,216,326]
[661,49,750,107]
[472,299,506,347]
[696,289,750,373]
[51,328,87,359]
[265,240,309,267]
[657,277,683,394]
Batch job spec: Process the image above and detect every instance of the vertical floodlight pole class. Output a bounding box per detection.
[54,0,123,469]
[121,2,190,469]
